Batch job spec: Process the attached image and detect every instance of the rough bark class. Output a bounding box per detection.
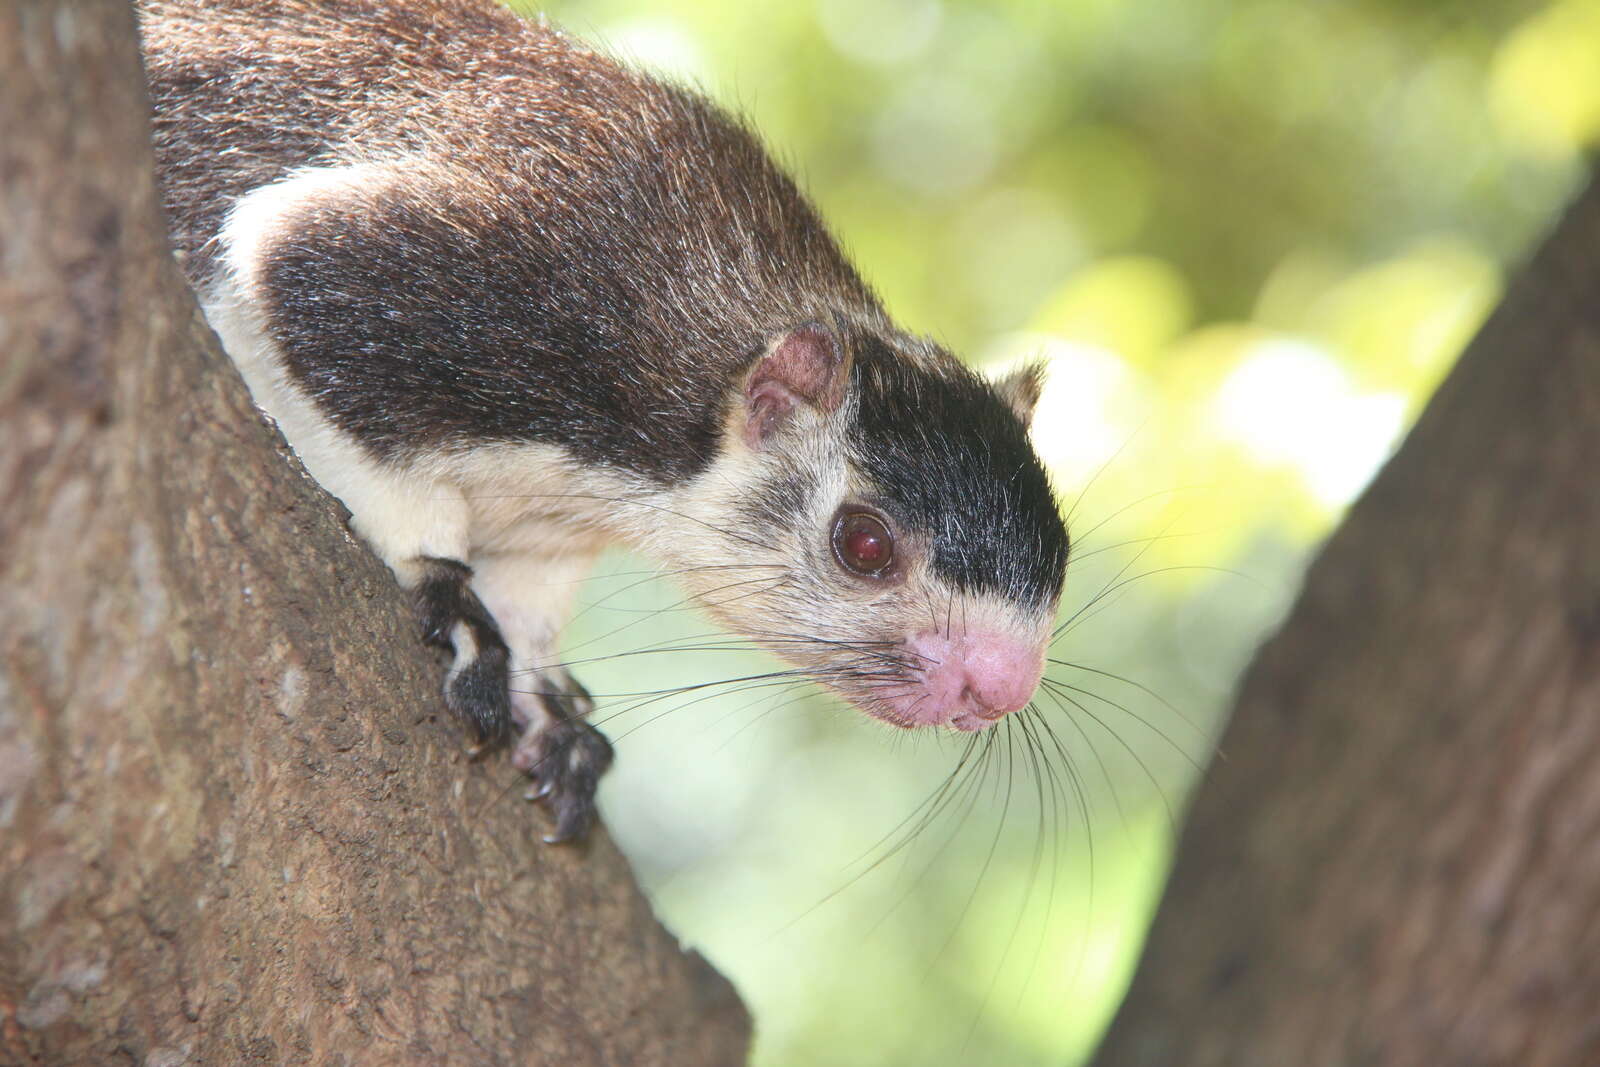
[0,4,750,1064]
[1094,180,1600,1066]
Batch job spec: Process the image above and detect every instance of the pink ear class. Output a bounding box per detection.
[742,324,850,448]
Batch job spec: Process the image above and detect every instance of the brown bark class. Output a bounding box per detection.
[0,4,749,1064]
[1093,180,1600,1065]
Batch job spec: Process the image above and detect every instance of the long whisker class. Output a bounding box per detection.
[556,570,792,659]
[778,729,994,938]
[1047,680,1206,770]
[1056,563,1256,640]
[1040,678,1178,832]
[1033,680,1128,831]
[930,718,1019,975]
[1062,425,1144,528]
[1026,709,1099,996]
[1046,657,1202,732]
[460,490,774,551]
[1054,512,1179,639]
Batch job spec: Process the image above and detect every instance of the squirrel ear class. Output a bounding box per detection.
[993,361,1046,425]
[742,323,851,448]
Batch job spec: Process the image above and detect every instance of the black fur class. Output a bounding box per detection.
[846,333,1070,610]
[258,171,751,482]
[736,471,819,540]
[144,0,878,481]
[415,556,513,745]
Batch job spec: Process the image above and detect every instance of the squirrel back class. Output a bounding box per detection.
[141,0,885,481]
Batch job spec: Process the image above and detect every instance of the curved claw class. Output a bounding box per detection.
[512,716,614,845]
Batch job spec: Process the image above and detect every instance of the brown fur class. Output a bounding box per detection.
[139,0,905,478]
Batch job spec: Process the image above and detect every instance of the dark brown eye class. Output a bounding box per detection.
[832,510,895,577]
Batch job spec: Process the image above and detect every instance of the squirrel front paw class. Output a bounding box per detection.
[511,673,614,844]
[415,557,513,747]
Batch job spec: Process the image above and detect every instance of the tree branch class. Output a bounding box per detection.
[0,4,749,1062]
[1094,179,1600,1065]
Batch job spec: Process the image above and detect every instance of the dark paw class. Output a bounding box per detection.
[443,634,511,748]
[512,716,614,844]
[415,557,512,747]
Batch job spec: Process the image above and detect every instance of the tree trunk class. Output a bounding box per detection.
[1094,179,1600,1066]
[0,4,749,1064]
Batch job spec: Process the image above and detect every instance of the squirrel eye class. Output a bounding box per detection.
[832,511,895,577]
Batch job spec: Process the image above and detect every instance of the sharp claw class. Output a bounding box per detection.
[554,806,590,843]
[543,819,584,846]
[513,716,608,842]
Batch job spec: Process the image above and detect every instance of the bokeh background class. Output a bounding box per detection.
[507,0,1596,1063]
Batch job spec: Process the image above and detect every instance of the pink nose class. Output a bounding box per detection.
[891,629,1044,731]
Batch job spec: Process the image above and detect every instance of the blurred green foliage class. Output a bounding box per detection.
[508,0,1594,1063]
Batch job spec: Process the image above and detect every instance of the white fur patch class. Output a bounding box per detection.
[205,163,471,584]
[445,620,478,678]
[204,166,666,678]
